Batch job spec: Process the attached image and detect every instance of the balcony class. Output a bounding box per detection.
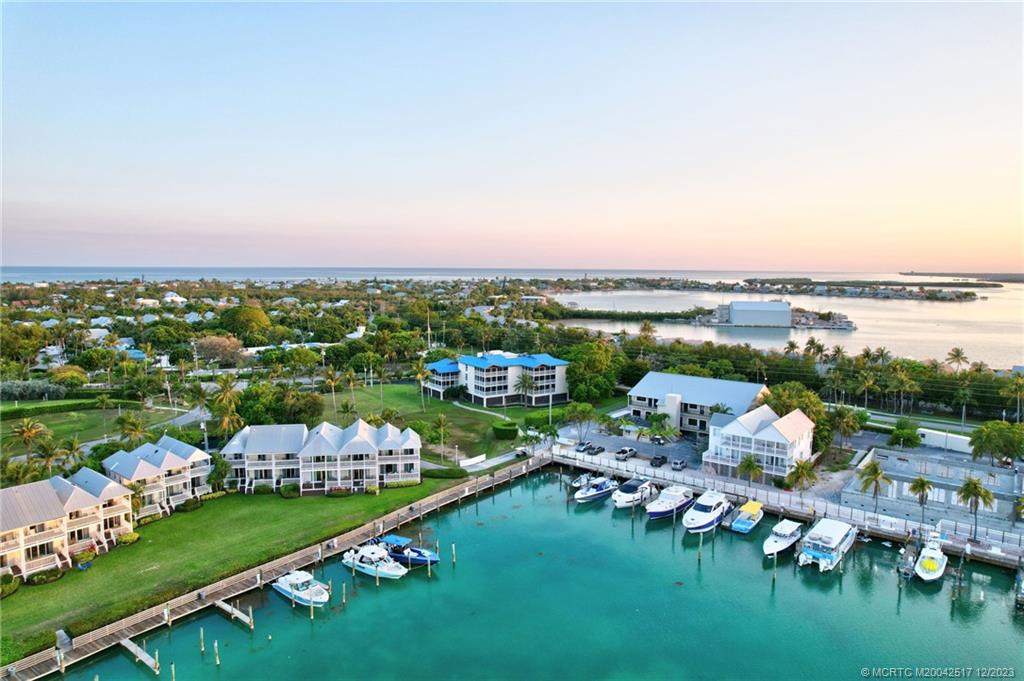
[66,514,101,531]
[0,537,21,554]
[68,539,96,555]
[22,528,64,546]
[168,492,191,507]
[144,481,164,494]
[192,484,212,497]
[139,504,162,518]
[164,472,189,486]
[102,503,132,518]
[189,464,212,477]
[23,554,58,574]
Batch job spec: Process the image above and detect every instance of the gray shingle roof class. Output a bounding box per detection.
[0,480,66,532]
[68,467,132,501]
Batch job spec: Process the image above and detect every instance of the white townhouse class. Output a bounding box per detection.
[222,420,421,494]
[424,351,569,407]
[0,468,134,580]
[627,371,770,437]
[702,404,815,478]
[102,435,212,518]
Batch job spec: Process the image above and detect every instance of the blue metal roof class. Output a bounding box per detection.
[458,353,568,369]
[426,358,459,374]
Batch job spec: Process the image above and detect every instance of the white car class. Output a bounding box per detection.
[614,447,638,461]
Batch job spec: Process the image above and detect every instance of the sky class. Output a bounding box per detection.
[2,2,1021,271]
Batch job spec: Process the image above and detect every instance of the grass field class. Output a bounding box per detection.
[0,480,457,664]
[1,407,169,444]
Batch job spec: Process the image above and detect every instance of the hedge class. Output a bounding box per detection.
[0,380,66,401]
[0,398,140,419]
[384,480,420,488]
[279,484,300,499]
[491,420,519,440]
[73,550,97,565]
[423,467,469,479]
[1,574,20,599]
[200,490,227,501]
[253,486,275,495]
[137,515,160,527]
[326,488,354,498]
[118,532,140,546]
[176,497,203,512]
[27,569,64,586]
[524,408,564,428]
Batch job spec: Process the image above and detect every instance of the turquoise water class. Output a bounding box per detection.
[57,474,1024,680]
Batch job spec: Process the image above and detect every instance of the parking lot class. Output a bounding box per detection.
[558,427,702,470]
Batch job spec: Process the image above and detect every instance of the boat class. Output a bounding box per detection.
[611,478,657,509]
[762,519,802,556]
[645,485,694,520]
[341,544,409,580]
[573,477,619,503]
[682,490,732,534]
[797,519,857,572]
[726,501,764,534]
[914,532,948,583]
[272,570,330,607]
[369,534,439,567]
[570,472,595,489]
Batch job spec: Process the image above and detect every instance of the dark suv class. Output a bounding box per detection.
[650,454,668,467]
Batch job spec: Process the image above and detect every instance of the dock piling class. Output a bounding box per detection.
[452,543,457,565]
[213,641,220,667]
[342,582,347,605]
[310,602,314,620]
[376,565,380,587]
[199,627,205,654]
[171,662,175,681]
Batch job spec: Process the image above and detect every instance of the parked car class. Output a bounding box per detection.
[650,454,668,467]
[651,435,666,445]
[670,458,688,471]
[515,448,530,458]
[590,445,606,455]
[615,447,638,461]
[574,441,592,453]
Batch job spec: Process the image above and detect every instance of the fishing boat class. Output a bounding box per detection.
[797,519,857,573]
[611,478,657,509]
[573,477,619,503]
[341,544,409,580]
[369,534,439,567]
[762,519,802,556]
[914,532,948,583]
[645,485,694,520]
[682,490,732,534]
[570,472,595,489]
[272,570,330,607]
[726,501,764,534]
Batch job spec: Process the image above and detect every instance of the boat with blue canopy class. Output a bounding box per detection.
[369,534,440,567]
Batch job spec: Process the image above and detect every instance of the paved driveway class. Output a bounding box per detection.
[558,428,701,469]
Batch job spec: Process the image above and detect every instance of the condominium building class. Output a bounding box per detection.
[702,404,815,478]
[0,468,134,580]
[627,371,770,436]
[221,419,421,494]
[424,351,569,407]
[102,435,212,518]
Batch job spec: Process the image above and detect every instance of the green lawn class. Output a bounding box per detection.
[470,394,625,421]
[1,408,169,444]
[0,480,457,664]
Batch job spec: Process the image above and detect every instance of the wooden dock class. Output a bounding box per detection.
[214,599,254,629]
[119,638,159,675]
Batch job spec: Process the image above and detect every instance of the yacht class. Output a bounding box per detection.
[570,472,595,489]
[611,479,658,509]
[369,534,439,567]
[272,570,330,607]
[762,519,802,556]
[682,491,732,534]
[645,485,694,520]
[797,519,857,572]
[727,501,764,534]
[573,477,619,503]
[913,532,948,583]
[341,544,409,579]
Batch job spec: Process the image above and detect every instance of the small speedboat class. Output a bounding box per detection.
[570,472,595,489]
[369,534,439,567]
[727,501,764,534]
[645,485,694,520]
[611,478,657,509]
[272,570,330,607]
[762,519,802,556]
[341,545,409,580]
[914,532,948,583]
[682,490,732,534]
[573,477,619,503]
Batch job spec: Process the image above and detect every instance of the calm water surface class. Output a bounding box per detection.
[55,474,1024,681]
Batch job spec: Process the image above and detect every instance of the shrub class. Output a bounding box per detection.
[1,573,20,598]
[253,485,275,495]
[176,497,203,512]
[423,467,469,479]
[48,365,89,389]
[118,532,140,546]
[27,569,64,586]
[137,515,160,527]
[524,408,564,429]
[200,490,226,501]
[279,483,300,499]
[73,550,97,565]
[0,398,140,419]
[326,488,353,497]
[0,380,67,401]
[384,479,420,488]
[366,485,379,495]
[492,420,519,440]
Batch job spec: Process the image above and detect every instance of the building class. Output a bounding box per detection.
[221,420,421,494]
[702,404,815,478]
[424,351,569,407]
[102,435,211,518]
[715,301,792,327]
[627,371,770,437]
[0,468,134,580]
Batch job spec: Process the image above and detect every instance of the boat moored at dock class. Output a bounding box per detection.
[797,519,857,572]
[611,478,658,509]
[645,485,694,520]
[570,472,595,489]
[725,501,764,534]
[369,534,440,567]
[342,545,410,579]
[914,532,948,583]
[272,570,330,607]
[573,477,619,503]
[762,519,802,556]
[682,491,732,534]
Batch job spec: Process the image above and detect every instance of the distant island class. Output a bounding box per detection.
[900,271,1024,284]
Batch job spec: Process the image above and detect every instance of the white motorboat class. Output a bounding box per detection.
[797,519,856,572]
[611,478,657,509]
[762,519,802,556]
[645,485,694,520]
[272,570,330,607]
[914,532,948,583]
[570,472,595,489]
[341,544,409,580]
[682,490,732,534]
[573,477,619,503]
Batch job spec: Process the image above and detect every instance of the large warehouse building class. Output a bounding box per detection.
[715,301,792,327]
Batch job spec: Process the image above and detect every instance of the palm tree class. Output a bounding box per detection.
[832,406,859,452]
[115,412,148,447]
[338,400,356,425]
[856,372,877,410]
[59,436,85,472]
[784,340,799,357]
[953,379,974,433]
[34,437,63,476]
[736,454,763,484]
[433,413,449,461]
[956,477,994,540]
[214,404,244,436]
[787,460,817,500]
[968,421,1003,466]
[185,382,211,451]
[95,393,113,434]
[9,418,50,458]
[908,475,933,529]
[322,366,340,419]
[1014,496,1024,528]
[513,372,535,409]
[946,347,968,373]
[344,368,359,404]
[752,358,767,383]
[380,407,399,423]
[857,460,891,514]
[999,374,1024,423]
[411,358,430,412]
[376,366,390,411]
[212,374,240,412]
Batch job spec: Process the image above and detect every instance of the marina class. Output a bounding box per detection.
[43,470,1024,680]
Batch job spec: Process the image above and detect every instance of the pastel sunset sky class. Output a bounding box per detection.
[2,2,1021,271]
